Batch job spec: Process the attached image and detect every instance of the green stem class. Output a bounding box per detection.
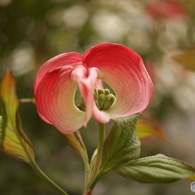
[76,132,90,192]
[30,160,69,195]
[16,122,68,194]
[19,98,35,103]
[86,123,105,191]
[65,131,90,194]
[83,158,91,193]
[92,123,105,176]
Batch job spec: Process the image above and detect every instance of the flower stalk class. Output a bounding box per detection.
[91,123,105,178]
[84,123,105,194]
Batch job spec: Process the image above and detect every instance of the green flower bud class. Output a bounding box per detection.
[94,89,116,110]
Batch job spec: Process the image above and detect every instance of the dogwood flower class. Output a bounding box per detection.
[34,43,153,134]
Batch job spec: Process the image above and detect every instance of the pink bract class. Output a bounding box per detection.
[34,43,153,134]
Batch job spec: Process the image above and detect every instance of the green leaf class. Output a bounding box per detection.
[0,71,35,163]
[115,154,195,183]
[102,114,141,171]
[136,120,172,143]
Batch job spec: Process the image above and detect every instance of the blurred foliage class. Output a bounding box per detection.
[1,0,195,194]
[171,48,195,71]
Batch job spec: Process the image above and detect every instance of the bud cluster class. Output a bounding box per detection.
[94,89,115,110]
[77,88,116,112]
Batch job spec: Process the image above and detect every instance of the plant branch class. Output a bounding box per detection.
[85,123,105,192]
[30,160,69,195]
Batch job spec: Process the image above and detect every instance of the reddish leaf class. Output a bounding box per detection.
[136,120,172,144]
[0,71,35,163]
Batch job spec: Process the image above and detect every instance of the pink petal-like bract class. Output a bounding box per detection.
[34,43,153,134]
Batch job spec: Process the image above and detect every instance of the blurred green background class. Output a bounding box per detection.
[1,0,195,194]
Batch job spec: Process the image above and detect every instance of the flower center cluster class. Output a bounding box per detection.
[77,89,116,112]
[94,89,115,110]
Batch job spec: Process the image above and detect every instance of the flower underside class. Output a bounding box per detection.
[77,88,116,112]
